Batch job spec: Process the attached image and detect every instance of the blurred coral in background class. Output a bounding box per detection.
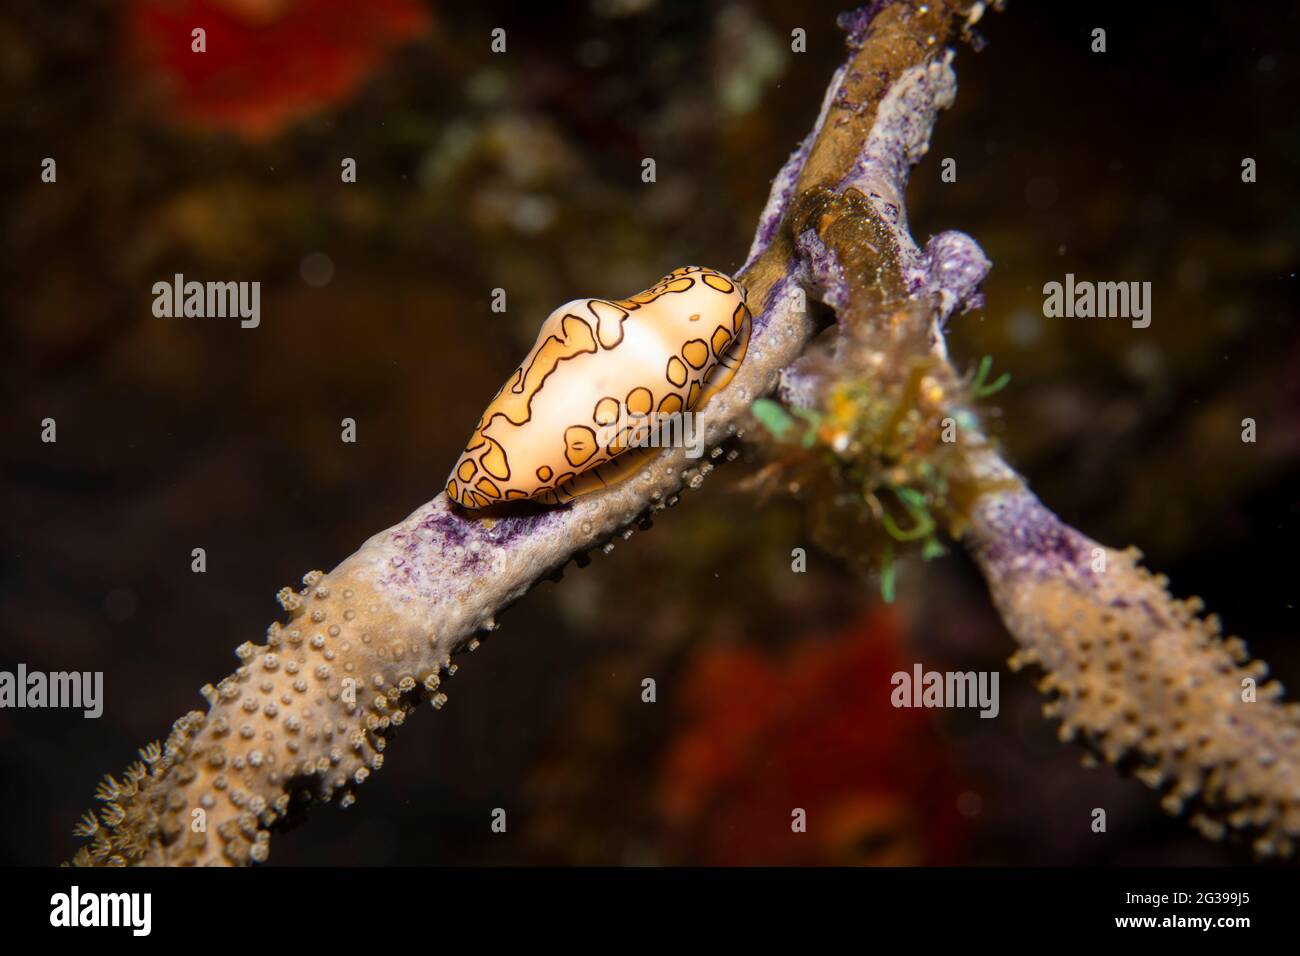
[123,0,430,139]
[659,609,967,865]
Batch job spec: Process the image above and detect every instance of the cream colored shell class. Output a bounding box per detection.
[447,266,751,509]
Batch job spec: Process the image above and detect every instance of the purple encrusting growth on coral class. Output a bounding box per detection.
[373,497,569,599]
[796,228,852,313]
[741,60,850,275]
[776,361,821,412]
[837,2,895,49]
[837,51,956,274]
[918,230,991,322]
[965,486,1095,584]
[752,267,801,336]
[744,138,814,271]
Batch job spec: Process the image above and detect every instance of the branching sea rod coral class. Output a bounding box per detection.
[965,489,1300,853]
[69,0,1300,865]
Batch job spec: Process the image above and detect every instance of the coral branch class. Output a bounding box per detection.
[747,0,1300,856]
[73,0,1296,867]
[965,472,1300,855]
[71,0,983,866]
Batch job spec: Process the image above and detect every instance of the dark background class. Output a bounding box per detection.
[1,0,1297,865]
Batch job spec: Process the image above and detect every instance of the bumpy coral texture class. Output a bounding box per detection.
[72,569,457,865]
[968,492,1300,855]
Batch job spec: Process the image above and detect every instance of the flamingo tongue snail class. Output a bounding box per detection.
[446,266,751,509]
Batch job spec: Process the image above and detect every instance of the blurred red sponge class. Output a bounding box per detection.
[123,0,430,140]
